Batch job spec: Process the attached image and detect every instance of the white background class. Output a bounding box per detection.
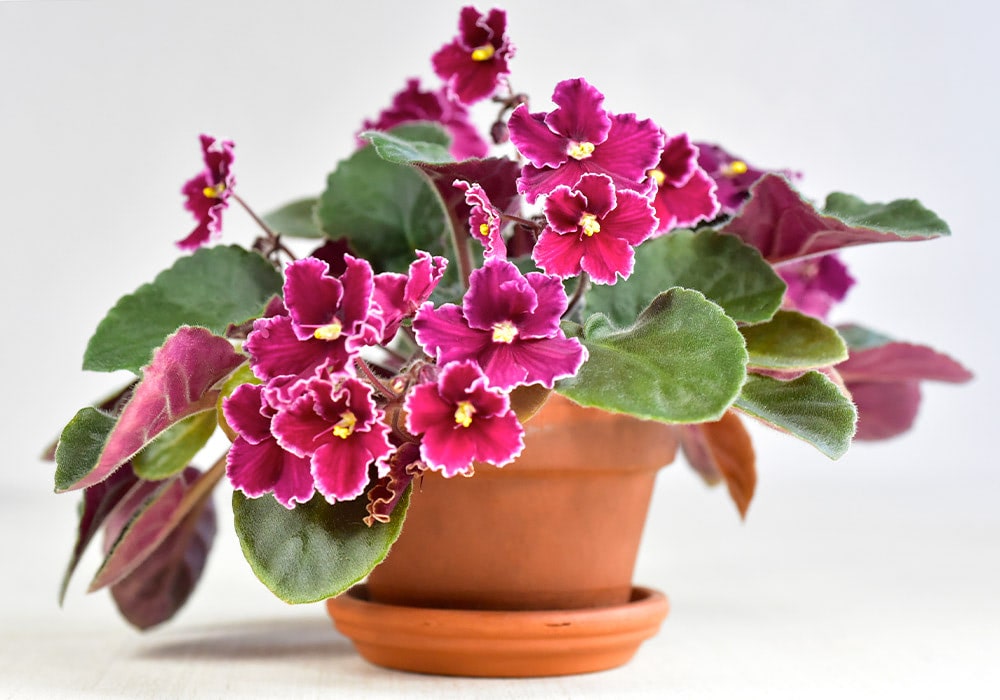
[1,0,997,697]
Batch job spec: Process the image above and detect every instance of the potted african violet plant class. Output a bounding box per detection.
[49,4,970,678]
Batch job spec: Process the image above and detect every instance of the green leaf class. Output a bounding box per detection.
[823,192,951,238]
[132,411,217,480]
[233,489,410,604]
[84,245,282,374]
[735,372,857,459]
[54,408,116,492]
[316,124,452,273]
[836,323,894,350]
[742,310,848,370]
[262,198,324,239]
[558,288,748,423]
[584,230,786,327]
[360,128,453,165]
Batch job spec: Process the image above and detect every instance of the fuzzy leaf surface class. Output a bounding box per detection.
[132,411,217,480]
[262,198,324,239]
[360,128,453,165]
[742,310,848,370]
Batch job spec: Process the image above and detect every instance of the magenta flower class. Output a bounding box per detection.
[361,78,489,160]
[412,258,587,390]
[245,256,381,382]
[432,6,514,105]
[272,376,394,504]
[372,251,449,343]
[696,142,800,216]
[455,179,507,259]
[405,361,524,476]
[507,78,664,203]
[649,133,720,233]
[535,173,657,284]
[778,254,856,319]
[223,383,315,509]
[177,134,236,250]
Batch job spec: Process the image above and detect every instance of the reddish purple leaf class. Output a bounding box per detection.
[848,380,922,440]
[415,157,522,238]
[679,411,757,518]
[60,327,244,492]
[110,485,217,630]
[722,175,946,264]
[837,342,973,384]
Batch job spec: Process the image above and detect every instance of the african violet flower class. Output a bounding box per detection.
[413,258,586,390]
[405,360,525,476]
[779,254,856,319]
[696,142,799,216]
[432,6,514,105]
[178,134,235,250]
[455,179,506,259]
[535,173,658,284]
[372,251,449,344]
[361,78,489,159]
[508,77,663,203]
[649,133,720,233]
[272,376,394,504]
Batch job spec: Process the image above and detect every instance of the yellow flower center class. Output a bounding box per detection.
[202,182,227,199]
[649,168,666,187]
[579,213,601,237]
[332,411,357,439]
[479,221,491,237]
[454,401,476,428]
[567,141,595,160]
[313,320,343,341]
[721,160,748,177]
[492,320,518,344]
[470,44,495,61]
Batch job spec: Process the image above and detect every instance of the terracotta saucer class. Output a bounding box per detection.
[326,584,669,677]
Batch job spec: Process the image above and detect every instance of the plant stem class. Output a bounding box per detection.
[564,272,590,320]
[232,192,297,261]
[356,357,399,400]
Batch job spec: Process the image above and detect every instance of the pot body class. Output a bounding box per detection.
[365,394,678,610]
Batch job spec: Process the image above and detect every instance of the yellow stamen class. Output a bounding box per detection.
[202,182,226,199]
[479,221,491,237]
[721,160,748,177]
[492,320,518,344]
[332,411,357,439]
[313,320,343,341]
[470,44,495,61]
[649,168,666,187]
[454,401,476,428]
[567,141,595,160]
[579,213,601,237]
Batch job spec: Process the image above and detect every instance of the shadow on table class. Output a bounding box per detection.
[136,616,354,662]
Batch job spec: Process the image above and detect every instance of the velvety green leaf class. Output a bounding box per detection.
[360,128,453,165]
[558,288,748,423]
[84,245,282,374]
[54,408,117,492]
[233,489,410,604]
[56,327,244,492]
[823,192,951,237]
[132,412,217,480]
[585,230,786,326]
[837,323,894,351]
[742,310,848,370]
[735,372,857,459]
[316,125,451,273]
[110,479,217,630]
[262,197,324,239]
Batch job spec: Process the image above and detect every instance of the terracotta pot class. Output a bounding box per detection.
[327,394,679,676]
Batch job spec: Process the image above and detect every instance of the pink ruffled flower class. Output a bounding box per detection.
[778,254,856,319]
[454,179,506,259]
[361,78,489,160]
[696,142,798,216]
[413,258,587,390]
[223,383,315,509]
[508,77,664,203]
[432,6,514,105]
[364,442,425,526]
[244,256,382,382]
[272,376,394,504]
[405,361,524,476]
[177,135,236,250]
[649,133,720,233]
[535,173,657,284]
[372,251,449,344]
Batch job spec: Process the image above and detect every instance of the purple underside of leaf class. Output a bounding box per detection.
[849,380,922,440]
[64,327,244,492]
[837,342,974,384]
[416,157,522,229]
[722,175,943,264]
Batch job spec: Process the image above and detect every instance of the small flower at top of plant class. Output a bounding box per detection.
[405,360,525,477]
[508,77,664,203]
[177,134,235,251]
[432,6,515,105]
[695,142,799,216]
[412,258,587,390]
[778,254,856,319]
[648,133,720,233]
[535,172,658,284]
[454,179,507,259]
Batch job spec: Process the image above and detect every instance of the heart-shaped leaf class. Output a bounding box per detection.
[558,288,748,423]
[742,310,848,370]
[361,128,453,165]
[262,197,324,239]
[678,411,756,518]
[233,489,410,604]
